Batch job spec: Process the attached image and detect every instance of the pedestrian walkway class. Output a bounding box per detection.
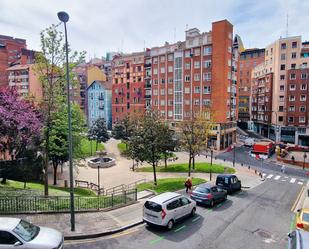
[262,173,308,185]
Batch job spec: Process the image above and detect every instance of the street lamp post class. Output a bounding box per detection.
[57,11,75,232]
[304,152,307,171]
[97,165,101,195]
[210,148,213,181]
[232,143,236,167]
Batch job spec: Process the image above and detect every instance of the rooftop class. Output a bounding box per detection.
[148,192,181,204]
[0,217,20,231]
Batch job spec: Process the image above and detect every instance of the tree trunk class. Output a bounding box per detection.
[132,159,135,171]
[152,161,157,185]
[90,140,93,156]
[96,140,98,151]
[53,163,58,186]
[44,128,50,197]
[24,181,27,189]
[188,153,192,177]
[164,153,167,168]
[192,154,195,170]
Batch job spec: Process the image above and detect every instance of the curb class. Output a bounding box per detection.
[64,220,144,240]
[291,186,305,212]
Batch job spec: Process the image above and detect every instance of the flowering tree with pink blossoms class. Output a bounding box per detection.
[0,88,42,183]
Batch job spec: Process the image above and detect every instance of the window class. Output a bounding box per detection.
[279,106,284,112]
[185,100,190,105]
[185,62,191,69]
[168,54,173,61]
[292,41,297,48]
[185,87,190,94]
[154,79,158,84]
[153,68,158,75]
[203,86,211,94]
[281,54,286,60]
[289,96,295,101]
[194,74,200,81]
[301,84,307,90]
[281,43,286,49]
[301,73,307,79]
[0,231,19,245]
[168,88,173,95]
[154,100,158,106]
[153,57,158,64]
[166,199,181,210]
[278,116,283,122]
[289,84,296,90]
[181,197,190,205]
[203,72,211,81]
[289,106,295,112]
[291,52,297,59]
[300,95,307,101]
[299,117,306,123]
[168,77,173,84]
[280,64,285,70]
[291,64,296,70]
[160,89,165,95]
[153,89,158,96]
[288,117,294,123]
[185,50,191,58]
[168,100,173,106]
[203,99,211,106]
[194,48,200,56]
[160,100,165,106]
[280,96,285,101]
[185,75,190,82]
[160,56,165,62]
[228,46,232,53]
[168,66,173,73]
[160,67,165,74]
[300,106,306,112]
[194,61,200,69]
[168,111,173,117]
[161,78,165,84]
[290,73,296,80]
[194,86,200,93]
[204,60,211,68]
[203,47,212,55]
[194,99,200,105]
[280,75,285,80]
[280,85,285,91]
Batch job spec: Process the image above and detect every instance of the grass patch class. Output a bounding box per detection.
[75,138,105,158]
[136,162,235,174]
[137,177,206,194]
[117,142,127,153]
[0,180,96,197]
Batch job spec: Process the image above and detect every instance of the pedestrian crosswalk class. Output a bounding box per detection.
[262,173,308,185]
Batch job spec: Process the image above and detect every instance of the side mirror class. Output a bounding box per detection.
[297,209,301,212]
[14,241,22,247]
[287,232,291,238]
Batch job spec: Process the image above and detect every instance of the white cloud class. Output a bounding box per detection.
[0,0,308,57]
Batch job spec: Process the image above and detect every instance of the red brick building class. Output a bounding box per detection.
[112,20,238,150]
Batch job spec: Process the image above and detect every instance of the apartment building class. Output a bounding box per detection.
[238,48,265,126]
[0,35,34,87]
[250,36,309,145]
[112,52,145,123]
[6,64,43,102]
[112,20,238,150]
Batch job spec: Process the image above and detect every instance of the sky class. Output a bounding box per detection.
[1,0,309,60]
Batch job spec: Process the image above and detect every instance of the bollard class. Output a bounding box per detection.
[255,169,257,174]
[241,163,243,167]
[248,166,250,170]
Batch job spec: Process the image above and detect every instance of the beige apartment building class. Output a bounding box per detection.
[250,36,309,145]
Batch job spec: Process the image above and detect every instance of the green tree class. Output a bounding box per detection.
[49,104,86,185]
[88,118,110,151]
[36,24,86,196]
[112,115,134,149]
[160,126,178,168]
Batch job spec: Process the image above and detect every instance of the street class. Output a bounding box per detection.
[65,179,300,249]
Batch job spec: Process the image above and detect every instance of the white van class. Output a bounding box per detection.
[143,192,196,230]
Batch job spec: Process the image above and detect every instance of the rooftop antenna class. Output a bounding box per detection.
[286,12,289,38]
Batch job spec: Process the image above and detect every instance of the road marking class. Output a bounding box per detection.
[174,225,186,233]
[266,174,273,179]
[298,182,303,185]
[149,236,164,245]
[290,178,296,183]
[281,179,286,182]
[285,176,289,179]
[192,216,201,222]
[262,173,267,178]
[274,175,281,180]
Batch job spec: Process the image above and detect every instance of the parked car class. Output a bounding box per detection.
[190,183,227,207]
[288,229,309,249]
[244,138,254,147]
[0,217,63,249]
[296,208,309,231]
[143,192,196,230]
[216,174,241,194]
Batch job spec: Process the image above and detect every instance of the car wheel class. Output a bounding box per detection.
[190,207,196,217]
[167,219,174,230]
[210,199,214,207]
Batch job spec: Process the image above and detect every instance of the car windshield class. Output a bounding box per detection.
[144,201,162,212]
[302,212,309,222]
[13,220,40,242]
[195,187,210,193]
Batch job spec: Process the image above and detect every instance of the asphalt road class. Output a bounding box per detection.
[216,146,309,179]
[65,180,300,249]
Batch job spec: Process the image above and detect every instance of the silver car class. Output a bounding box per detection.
[288,229,309,249]
[0,218,63,249]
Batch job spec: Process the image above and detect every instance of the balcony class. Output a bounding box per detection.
[99,106,104,110]
[144,63,151,68]
[145,83,151,88]
[98,96,104,100]
[145,94,151,99]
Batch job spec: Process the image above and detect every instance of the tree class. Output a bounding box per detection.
[49,104,86,185]
[179,111,215,176]
[112,115,134,149]
[127,111,167,185]
[0,88,42,183]
[88,118,110,151]
[160,126,178,168]
[35,24,86,196]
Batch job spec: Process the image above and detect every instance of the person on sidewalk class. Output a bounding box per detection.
[185,177,192,193]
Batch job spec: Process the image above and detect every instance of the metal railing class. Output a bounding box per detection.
[0,189,137,214]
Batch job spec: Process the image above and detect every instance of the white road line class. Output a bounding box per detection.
[266,174,273,179]
[284,176,289,179]
[274,175,281,180]
[262,173,267,178]
[290,178,296,183]
[298,182,304,185]
[281,179,286,182]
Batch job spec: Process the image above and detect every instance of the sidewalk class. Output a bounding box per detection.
[3,201,145,240]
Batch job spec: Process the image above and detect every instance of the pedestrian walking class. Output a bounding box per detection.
[185,177,192,193]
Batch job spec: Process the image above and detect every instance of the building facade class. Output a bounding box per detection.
[7,64,43,102]
[87,80,112,129]
[238,48,265,126]
[112,20,238,150]
[250,36,309,145]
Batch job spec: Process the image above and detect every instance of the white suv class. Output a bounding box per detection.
[143,192,196,230]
